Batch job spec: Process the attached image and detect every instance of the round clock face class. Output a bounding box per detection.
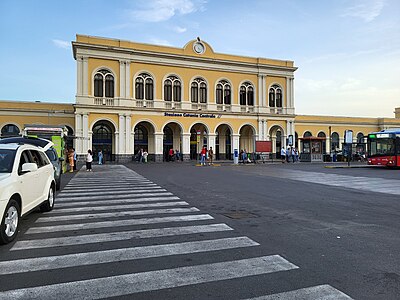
[193,42,205,54]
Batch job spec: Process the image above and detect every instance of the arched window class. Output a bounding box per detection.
[134,124,148,142]
[357,133,364,144]
[318,132,326,154]
[164,75,181,102]
[145,78,153,100]
[216,84,223,104]
[331,132,340,151]
[224,84,231,105]
[94,69,114,98]
[135,78,144,99]
[164,79,172,101]
[240,86,246,105]
[239,82,254,106]
[1,124,20,137]
[269,85,283,107]
[135,73,153,100]
[216,80,231,105]
[304,131,312,137]
[173,80,181,102]
[191,78,207,103]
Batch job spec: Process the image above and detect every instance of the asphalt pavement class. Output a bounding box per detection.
[0,161,398,299]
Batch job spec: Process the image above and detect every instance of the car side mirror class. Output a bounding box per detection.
[21,163,38,173]
[59,157,64,162]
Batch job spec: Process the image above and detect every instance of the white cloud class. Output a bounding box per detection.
[341,0,385,22]
[148,38,173,46]
[174,26,187,33]
[128,0,205,22]
[52,39,70,49]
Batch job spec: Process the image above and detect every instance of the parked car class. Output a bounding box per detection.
[0,142,56,244]
[0,137,63,190]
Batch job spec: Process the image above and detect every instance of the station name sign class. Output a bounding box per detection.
[164,112,221,118]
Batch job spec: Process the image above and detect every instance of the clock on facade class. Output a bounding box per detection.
[193,42,205,54]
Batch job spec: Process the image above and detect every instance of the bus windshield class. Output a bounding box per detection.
[368,138,395,156]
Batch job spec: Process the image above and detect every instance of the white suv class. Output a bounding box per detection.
[0,142,56,244]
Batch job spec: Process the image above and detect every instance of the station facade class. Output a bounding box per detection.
[1,34,399,161]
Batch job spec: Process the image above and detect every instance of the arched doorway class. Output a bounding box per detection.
[269,126,285,159]
[189,123,208,160]
[163,122,182,161]
[239,125,255,153]
[134,122,155,161]
[92,120,115,162]
[215,124,232,160]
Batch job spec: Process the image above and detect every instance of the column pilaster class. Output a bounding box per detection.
[119,61,126,98]
[154,132,164,162]
[82,57,88,96]
[82,113,89,152]
[118,114,125,154]
[125,115,131,154]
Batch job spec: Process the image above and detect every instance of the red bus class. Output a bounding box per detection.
[367,129,400,167]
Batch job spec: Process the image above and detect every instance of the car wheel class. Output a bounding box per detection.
[0,199,21,245]
[40,186,55,212]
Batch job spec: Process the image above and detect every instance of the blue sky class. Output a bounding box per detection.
[1,0,399,117]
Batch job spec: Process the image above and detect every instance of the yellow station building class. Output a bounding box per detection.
[1,34,399,162]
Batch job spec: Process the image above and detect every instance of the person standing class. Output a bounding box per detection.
[68,148,74,173]
[143,150,148,163]
[175,149,181,162]
[98,150,103,165]
[86,149,93,171]
[200,146,207,165]
[242,149,247,164]
[286,147,291,163]
[280,147,286,163]
[208,147,214,165]
[73,148,77,171]
[168,148,174,162]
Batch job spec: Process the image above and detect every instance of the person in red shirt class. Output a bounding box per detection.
[200,146,207,165]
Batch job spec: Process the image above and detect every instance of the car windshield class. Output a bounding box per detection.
[0,149,16,173]
[45,149,57,161]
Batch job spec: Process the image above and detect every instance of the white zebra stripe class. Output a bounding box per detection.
[57,188,165,198]
[0,255,298,299]
[56,196,180,208]
[244,284,353,299]
[56,192,175,202]
[36,207,200,223]
[26,214,214,234]
[61,183,157,191]
[0,237,258,275]
[51,201,189,213]
[11,223,234,250]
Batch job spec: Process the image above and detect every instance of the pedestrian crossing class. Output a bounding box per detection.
[0,165,353,299]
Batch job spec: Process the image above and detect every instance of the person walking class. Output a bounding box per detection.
[291,147,296,163]
[208,147,214,165]
[86,149,93,171]
[98,150,103,165]
[175,149,181,162]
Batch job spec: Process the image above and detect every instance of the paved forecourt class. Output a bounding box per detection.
[0,165,353,299]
